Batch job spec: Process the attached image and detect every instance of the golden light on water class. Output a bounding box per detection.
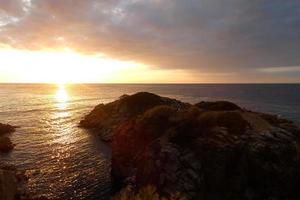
[55,84,69,103]
[55,84,70,110]
[53,84,73,145]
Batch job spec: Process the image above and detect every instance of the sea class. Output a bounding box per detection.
[0,84,299,199]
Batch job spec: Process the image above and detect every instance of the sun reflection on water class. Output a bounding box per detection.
[55,84,69,110]
[53,83,73,144]
[55,84,69,103]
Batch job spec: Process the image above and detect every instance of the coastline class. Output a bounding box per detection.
[1,88,293,197]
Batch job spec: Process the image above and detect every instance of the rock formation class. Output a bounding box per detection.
[79,92,189,141]
[81,92,300,200]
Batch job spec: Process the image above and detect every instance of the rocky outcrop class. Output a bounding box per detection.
[0,123,16,153]
[79,92,189,141]
[81,92,300,200]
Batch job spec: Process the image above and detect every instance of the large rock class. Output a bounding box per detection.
[79,92,188,141]
[82,92,300,199]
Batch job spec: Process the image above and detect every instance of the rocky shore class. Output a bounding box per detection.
[81,92,300,200]
[0,124,46,200]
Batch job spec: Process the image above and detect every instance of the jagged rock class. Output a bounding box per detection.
[82,92,300,200]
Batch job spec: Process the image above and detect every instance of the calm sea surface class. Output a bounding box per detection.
[0,84,300,199]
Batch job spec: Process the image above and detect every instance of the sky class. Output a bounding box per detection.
[0,0,300,83]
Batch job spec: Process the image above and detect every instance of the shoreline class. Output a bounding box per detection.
[1,91,300,199]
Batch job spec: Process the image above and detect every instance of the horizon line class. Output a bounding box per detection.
[0,82,299,85]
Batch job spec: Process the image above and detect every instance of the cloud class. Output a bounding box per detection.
[0,0,300,80]
[259,66,300,73]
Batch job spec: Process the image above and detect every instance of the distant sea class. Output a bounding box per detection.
[0,84,299,199]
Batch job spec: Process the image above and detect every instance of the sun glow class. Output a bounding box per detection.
[0,47,147,83]
[0,47,202,83]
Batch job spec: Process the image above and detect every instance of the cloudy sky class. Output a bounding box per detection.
[0,0,300,83]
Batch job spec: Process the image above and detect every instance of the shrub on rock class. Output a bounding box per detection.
[195,101,241,111]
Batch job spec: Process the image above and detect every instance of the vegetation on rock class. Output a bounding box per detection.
[195,101,241,111]
[79,92,188,141]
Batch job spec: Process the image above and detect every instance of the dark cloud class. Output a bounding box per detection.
[0,0,300,80]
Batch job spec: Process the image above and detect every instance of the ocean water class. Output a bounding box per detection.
[0,83,299,199]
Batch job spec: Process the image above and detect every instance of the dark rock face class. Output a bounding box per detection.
[81,92,300,200]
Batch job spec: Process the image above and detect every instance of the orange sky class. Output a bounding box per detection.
[0,47,203,83]
[0,0,299,83]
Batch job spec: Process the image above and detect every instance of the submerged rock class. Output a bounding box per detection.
[82,92,300,200]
